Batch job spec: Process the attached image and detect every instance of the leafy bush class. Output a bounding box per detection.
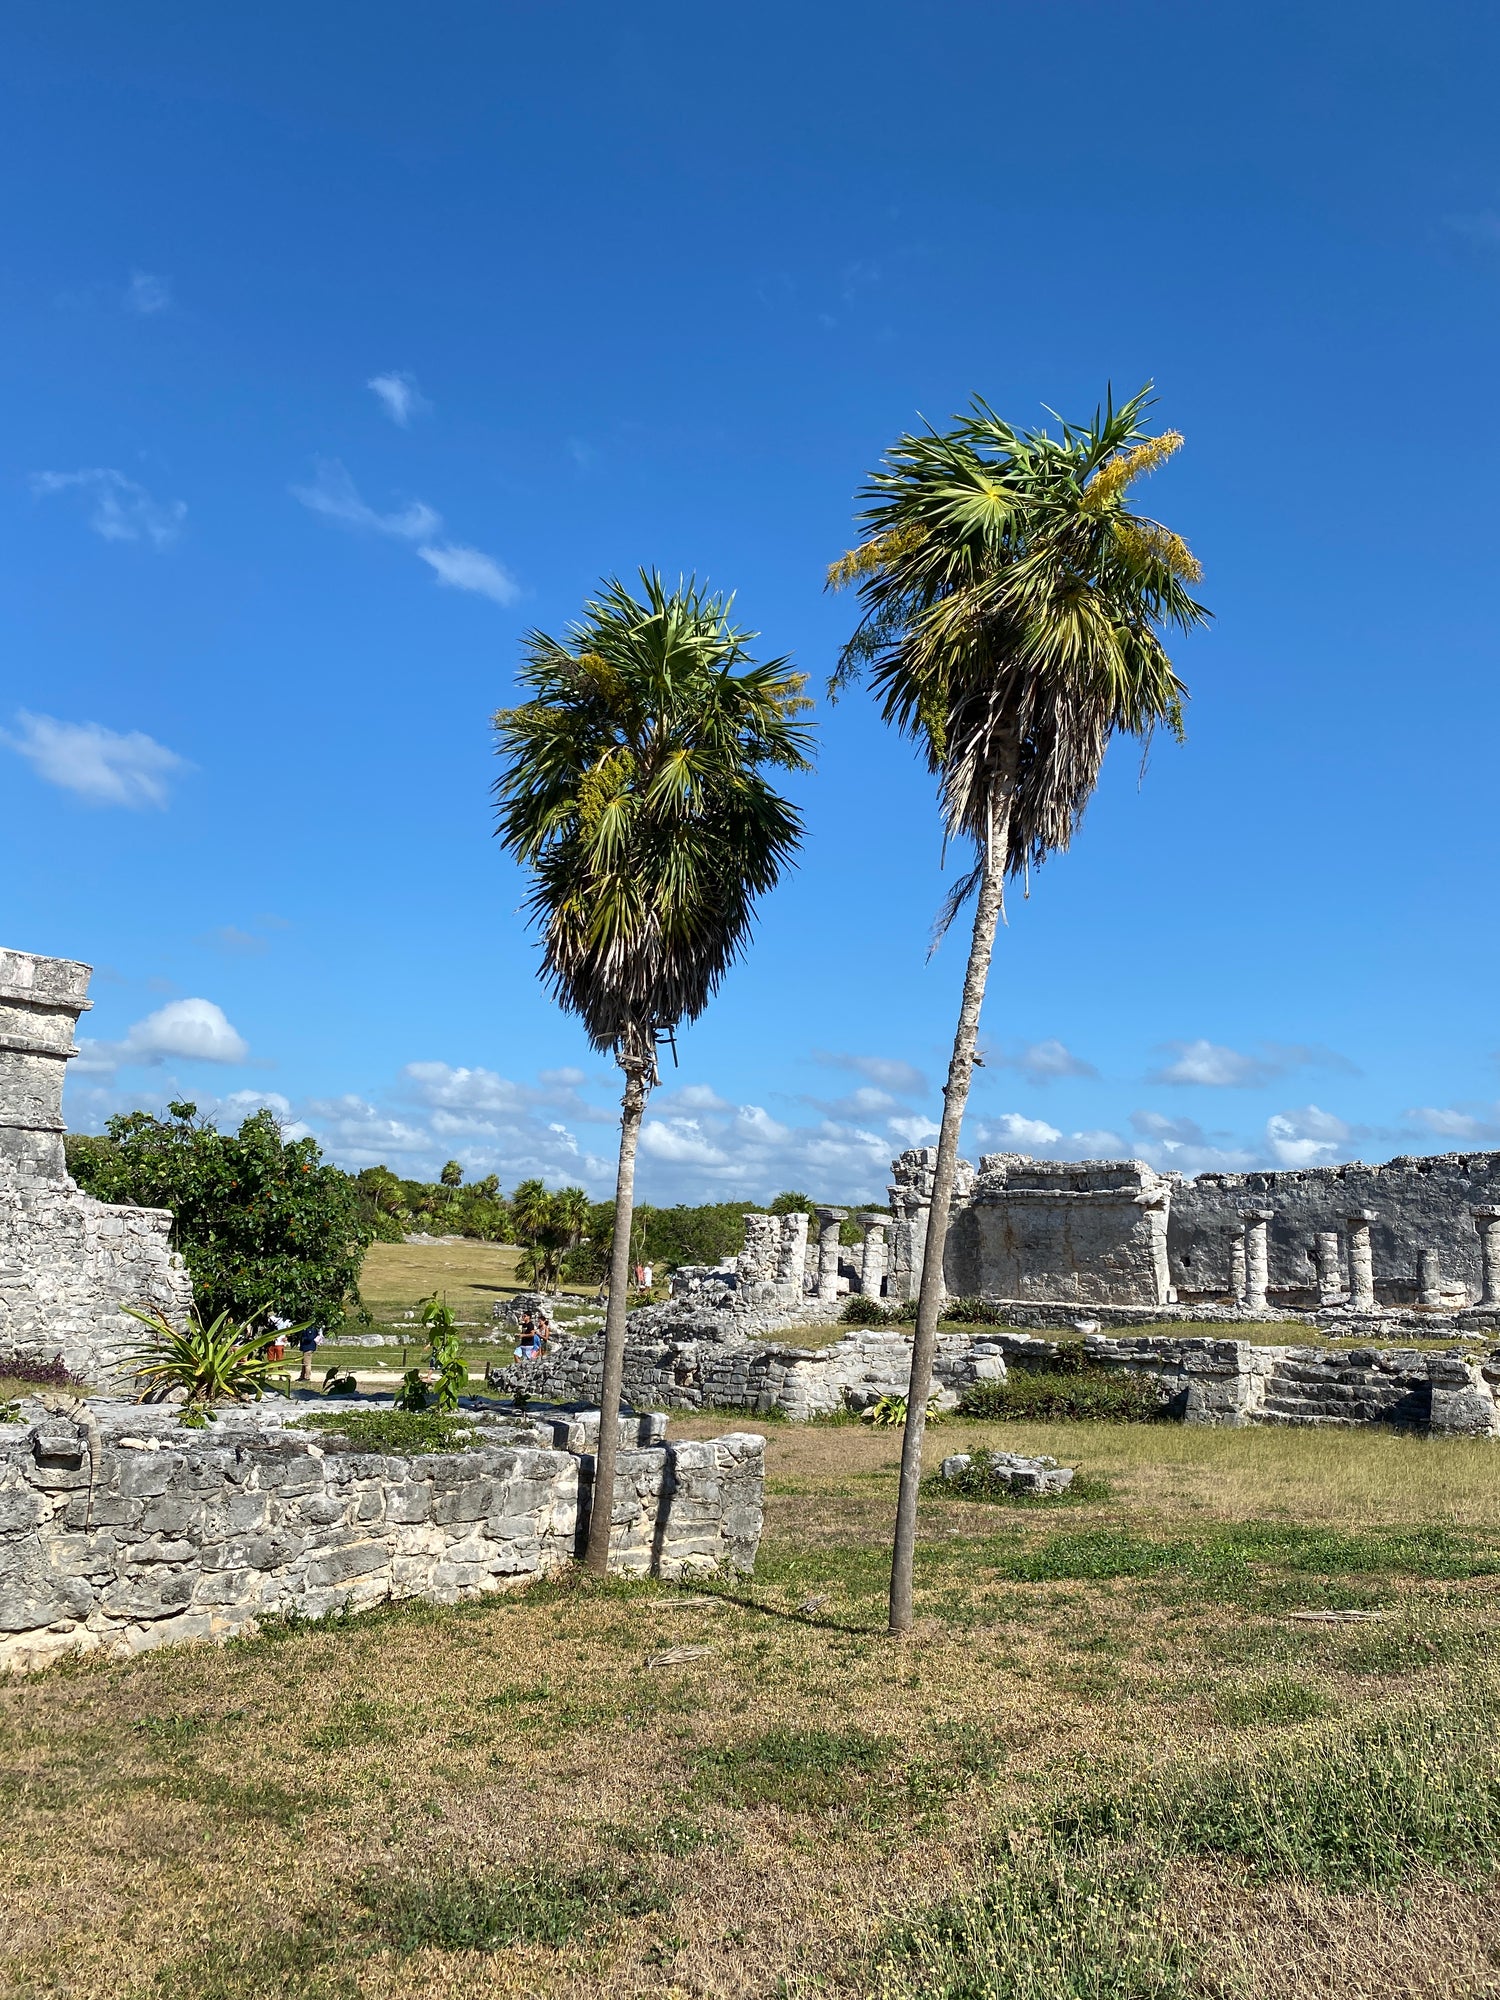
[293,1409,480,1454]
[861,1392,946,1427]
[959,1357,1169,1423]
[841,1294,893,1326]
[0,1354,89,1393]
[68,1104,370,1330]
[121,1306,299,1405]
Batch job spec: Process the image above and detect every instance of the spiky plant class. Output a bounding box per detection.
[494,570,812,1569]
[829,387,1209,1634]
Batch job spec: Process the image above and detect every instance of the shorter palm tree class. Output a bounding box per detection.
[494,571,812,1569]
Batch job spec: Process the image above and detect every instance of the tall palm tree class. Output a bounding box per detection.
[829,388,1210,1635]
[494,570,813,1571]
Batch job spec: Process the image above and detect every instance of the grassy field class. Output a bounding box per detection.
[3,1416,1500,1999]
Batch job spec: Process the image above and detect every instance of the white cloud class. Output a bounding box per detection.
[416,542,520,605]
[125,270,171,314]
[290,458,441,540]
[2,712,189,808]
[78,998,251,1074]
[32,468,185,548]
[656,1083,734,1114]
[1266,1105,1350,1169]
[367,371,429,426]
[1148,1039,1357,1088]
[812,1050,928,1098]
[994,1038,1098,1084]
[1404,1105,1487,1140]
[985,1112,1063,1150]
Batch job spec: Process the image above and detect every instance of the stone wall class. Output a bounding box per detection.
[945,1157,1174,1306]
[1168,1155,1500,1307]
[0,947,192,1379]
[898,1144,1500,1313]
[0,1399,765,1673]
[497,1302,1008,1420]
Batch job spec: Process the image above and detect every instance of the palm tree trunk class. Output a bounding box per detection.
[583,1053,651,1573]
[888,803,1011,1636]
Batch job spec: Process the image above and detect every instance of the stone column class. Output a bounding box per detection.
[1346,1210,1377,1313]
[776,1210,810,1291]
[815,1207,847,1301]
[1315,1231,1343,1306]
[1242,1210,1273,1312]
[1471,1207,1500,1309]
[736,1214,779,1288]
[1228,1233,1246,1305]
[1418,1248,1445,1309]
[857,1214,889,1297]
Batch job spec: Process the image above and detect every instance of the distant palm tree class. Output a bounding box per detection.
[830,388,1210,1634]
[495,571,812,1570]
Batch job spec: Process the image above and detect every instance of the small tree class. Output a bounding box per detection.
[67,1103,371,1328]
[830,389,1209,1634]
[494,570,811,1571]
[440,1159,464,1189]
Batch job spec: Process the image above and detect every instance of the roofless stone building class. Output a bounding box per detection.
[0,948,190,1378]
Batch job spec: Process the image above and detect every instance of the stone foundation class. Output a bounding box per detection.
[0,1400,765,1673]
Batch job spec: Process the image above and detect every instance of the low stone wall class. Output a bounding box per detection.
[501,1306,1500,1438]
[496,1305,1009,1420]
[0,1400,765,1673]
[1071,1333,1500,1434]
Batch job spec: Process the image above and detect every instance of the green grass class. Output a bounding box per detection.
[1212,1674,1337,1727]
[696,1725,896,1811]
[357,1864,668,1952]
[1057,1692,1500,1888]
[290,1408,482,1454]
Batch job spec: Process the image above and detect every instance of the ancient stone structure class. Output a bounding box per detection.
[495,1304,1009,1422]
[815,1207,847,1301]
[858,1213,889,1299]
[0,1399,765,1672]
[0,949,191,1379]
[892,1144,1500,1316]
[942,1157,1175,1307]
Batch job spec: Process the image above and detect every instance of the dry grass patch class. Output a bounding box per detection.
[3,1419,1500,1997]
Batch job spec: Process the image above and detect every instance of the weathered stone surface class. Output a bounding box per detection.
[940,1450,1075,1495]
[0,1399,765,1673]
[945,1157,1174,1307]
[0,948,193,1379]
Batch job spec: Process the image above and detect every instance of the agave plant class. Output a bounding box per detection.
[119,1305,305,1405]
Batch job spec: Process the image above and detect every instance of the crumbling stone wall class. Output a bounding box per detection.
[945,1157,1174,1306]
[0,948,191,1379]
[1168,1155,1500,1307]
[0,1400,765,1673]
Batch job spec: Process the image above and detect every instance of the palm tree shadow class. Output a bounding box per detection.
[698,1584,876,1638]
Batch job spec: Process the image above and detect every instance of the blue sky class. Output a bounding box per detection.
[4,0,1500,1203]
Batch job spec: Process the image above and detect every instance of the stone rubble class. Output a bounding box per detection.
[940,1450,1075,1496]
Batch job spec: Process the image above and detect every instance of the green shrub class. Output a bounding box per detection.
[121,1306,302,1407]
[959,1359,1168,1423]
[292,1410,480,1455]
[840,1294,892,1326]
[67,1105,369,1330]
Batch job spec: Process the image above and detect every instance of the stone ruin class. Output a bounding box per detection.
[890,1145,1500,1326]
[0,949,191,1380]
